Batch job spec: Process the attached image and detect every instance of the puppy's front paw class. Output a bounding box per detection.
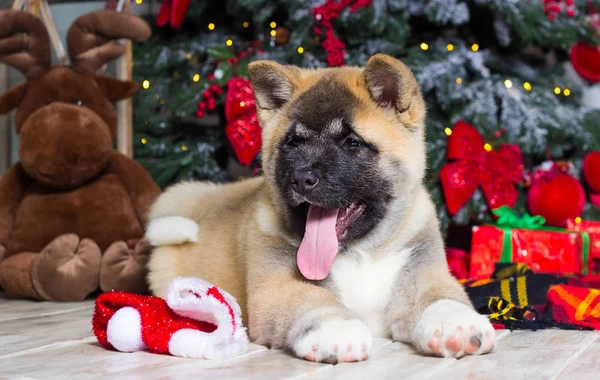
[290,316,373,364]
[413,300,496,358]
[145,216,199,247]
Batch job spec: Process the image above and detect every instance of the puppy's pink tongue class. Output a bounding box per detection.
[297,205,339,280]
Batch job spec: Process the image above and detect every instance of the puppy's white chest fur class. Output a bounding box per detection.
[329,249,408,338]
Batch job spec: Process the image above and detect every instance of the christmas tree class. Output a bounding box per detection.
[132,0,600,237]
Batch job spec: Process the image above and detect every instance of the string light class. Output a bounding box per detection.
[444,128,453,136]
[226,39,233,46]
[240,101,246,107]
[297,46,304,54]
[484,143,493,152]
[420,42,429,50]
[270,30,277,37]
[575,217,582,224]
[181,145,188,151]
[135,0,142,4]
[141,138,147,144]
[455,77,462,84]
[315,36,321,41]
[160,99,166,105]
[142,80,150,89]
[471,43,479,52]
[185,53,192,60]
[270,21,277,28]
[564,88,571,96]
[243,21,249,28]
[504,79,513,88]
[193,74,200,82]
[208,23,215,31]
[554,87,561,95]
[447,44,454,51]
[523,82,532,91]
[173,71,179,77]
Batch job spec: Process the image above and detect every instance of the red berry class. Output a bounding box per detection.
[247,47,254,53]
[259,49,265,55]
[196,110,205,118]
[207,102,216,111]
[197,102,206,110]
[228,57,238,64]
[213,87,223,95]
[253,41,260,47]
[548,13,556,21]
[566,0,574,5]
[203,90,213,99]
[239,51,247,58]
[567,9,575,17]
[207,74,215,81]
[209,84,221,93]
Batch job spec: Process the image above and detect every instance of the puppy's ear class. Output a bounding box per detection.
[364,54,425,127]
[248,60,298,111]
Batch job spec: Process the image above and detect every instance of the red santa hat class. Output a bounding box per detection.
[92,277,248,359]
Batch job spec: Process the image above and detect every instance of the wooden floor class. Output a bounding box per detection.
[1,294,599,380]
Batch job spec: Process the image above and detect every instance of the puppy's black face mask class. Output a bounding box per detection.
[275,78,393,245]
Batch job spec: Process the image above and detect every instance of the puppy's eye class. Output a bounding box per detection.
[286,135,303,147]
[344,137,362,149]
[72,100,83,106]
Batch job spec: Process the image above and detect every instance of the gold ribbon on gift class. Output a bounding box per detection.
[492,206,590,275]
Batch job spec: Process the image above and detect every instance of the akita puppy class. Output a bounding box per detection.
[145,54,496,363]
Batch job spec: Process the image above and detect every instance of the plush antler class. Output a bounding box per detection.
[67,10,151,76]
[0,10,51,80]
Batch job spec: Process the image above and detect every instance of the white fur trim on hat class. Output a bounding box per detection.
[166,277,248,359]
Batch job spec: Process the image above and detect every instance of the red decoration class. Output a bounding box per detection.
[570,42,600,82]
[446,247,470,280]
[584,151,600,207]
[312,0,373,67]
[470,225,589,280]
[566,218,600,260]
[156,0,191,29]
[224,78,261,166]
[440,121,524,215]
[527,172,585,227]
[543,0,576,20]
[92,277,247,358]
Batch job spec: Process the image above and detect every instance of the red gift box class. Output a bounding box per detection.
[566,219,600,259]
[470,207,591,279]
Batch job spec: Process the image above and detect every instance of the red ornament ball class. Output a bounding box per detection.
[197,101,206,110]
[196,110,205,118]
[203,90,213,99]
[584,151,600,193]
[570,42,600,82]
[527,173,585,227]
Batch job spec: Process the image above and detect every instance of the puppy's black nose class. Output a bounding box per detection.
[292,169,319,195]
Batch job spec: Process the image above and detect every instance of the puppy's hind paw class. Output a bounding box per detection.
[145,216,199,247]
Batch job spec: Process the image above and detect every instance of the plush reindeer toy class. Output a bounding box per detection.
[0,10,161,301]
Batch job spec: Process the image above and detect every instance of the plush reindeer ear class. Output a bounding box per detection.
[0,83,28,115]
[248,60,299,111]
[364,54,426,127]
[95,76,138,102]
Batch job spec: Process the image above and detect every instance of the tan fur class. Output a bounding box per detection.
[147,54,475,358]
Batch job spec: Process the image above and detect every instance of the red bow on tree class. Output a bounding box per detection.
[584,151,600,207]
[224,78,262,166]
[156,0,191,29]
[440,121,524,215]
